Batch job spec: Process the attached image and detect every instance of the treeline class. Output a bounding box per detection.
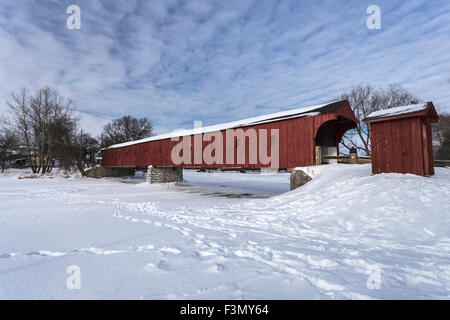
[1,85,449,174]
[0,87,153,174]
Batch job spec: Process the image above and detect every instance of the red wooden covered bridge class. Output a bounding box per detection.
[100,100,357,182]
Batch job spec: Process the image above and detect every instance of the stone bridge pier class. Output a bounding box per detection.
[146,166,183,183]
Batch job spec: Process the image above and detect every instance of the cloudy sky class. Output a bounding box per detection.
[0,0,449,136]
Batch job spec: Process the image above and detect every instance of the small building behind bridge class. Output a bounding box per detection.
[363,102,438,176]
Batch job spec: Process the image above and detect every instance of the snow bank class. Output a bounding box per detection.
[0,165,449,299]
[272,164,450,240]
[293,165,331,179]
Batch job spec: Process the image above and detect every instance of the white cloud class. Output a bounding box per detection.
[73,111,110,137]
[0,0,449,138]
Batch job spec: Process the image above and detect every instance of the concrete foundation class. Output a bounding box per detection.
[146,166,183,183]
[86,167,135,179]
[290,169,312,190]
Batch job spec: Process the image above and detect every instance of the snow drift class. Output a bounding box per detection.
[0,165,449,299]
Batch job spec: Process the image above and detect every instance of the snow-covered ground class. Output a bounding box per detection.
[0,165,449,299]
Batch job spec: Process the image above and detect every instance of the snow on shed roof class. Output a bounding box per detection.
[103,100,347,150]
[364,102,431,121]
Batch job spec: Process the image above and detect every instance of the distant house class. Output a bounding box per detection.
[12,157,28,167]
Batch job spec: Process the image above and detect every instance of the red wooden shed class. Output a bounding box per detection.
[101,100,357,170]
[363,102,438,176]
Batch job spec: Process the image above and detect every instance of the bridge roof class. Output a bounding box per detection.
[104,100,348,150]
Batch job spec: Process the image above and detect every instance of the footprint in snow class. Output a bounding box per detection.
[145,259,180,272]
[26,251,45,256]
[159,247,181,255]
[157,260,173,271]
[208,263,225,273]
[197,250,218,258]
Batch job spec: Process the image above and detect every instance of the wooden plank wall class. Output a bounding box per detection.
[101,103,357,170]
[370,117,428,175]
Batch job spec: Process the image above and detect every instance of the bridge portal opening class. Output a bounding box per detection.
[315,121,338,164]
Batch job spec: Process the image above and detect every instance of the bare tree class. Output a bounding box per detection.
[432,108,450,155]
[7,87,75,173]
[100,115,153,147]
[436,130,450,160]
[56,125,99,176]
[336,84,421,155]
[0,127,18,173]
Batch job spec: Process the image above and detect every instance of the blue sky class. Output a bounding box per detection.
[0,0,449,135]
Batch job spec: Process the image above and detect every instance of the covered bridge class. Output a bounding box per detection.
[100,100,357,182]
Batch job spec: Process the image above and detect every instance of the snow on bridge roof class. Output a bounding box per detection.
[363,102,432,122]
[103,100,347,150]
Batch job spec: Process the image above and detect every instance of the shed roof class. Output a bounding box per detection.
[363,102,438,123]
[104,100,349,150]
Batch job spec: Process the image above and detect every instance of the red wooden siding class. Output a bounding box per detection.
[365,103,438,176]
[101,101,357,169]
